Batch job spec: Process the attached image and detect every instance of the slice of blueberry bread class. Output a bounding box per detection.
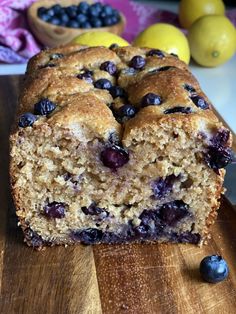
[10,44,233,249]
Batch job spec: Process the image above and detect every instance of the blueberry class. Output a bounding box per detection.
[190,95,209,110]
[59,13,70,25]
[50,53,64,60]
[101,4,114,16]
[78,1,90,14]
[183,84,196,93]
[101,145,129,169]
[39,13,50,22]
[46,8,55,17]
[77,69,93,83]
[200,255,229,283]
[81,203,104,216]
[100,61,117,75]
[112,9,120,18]
[49,17,61,25]
[158,200,189,226]
[34,98,56,115]
[129,56,146,69]
[110,15,119,25]
[18,113,37,128]
[164,106,192,114]
[43,201,65,219]
[51,4,62,15]
[38,7,47,16]
[88,4,101,17]
[141,93,162,107]
[66,5,78,18]
[115,104,137,122]
[76,13,87,24]
[102,16,115,26]
[67,20,79,28]
[211,129,230,147]
[147,49,165,58]
[71,228,103,244]
[152,174,177,199]
[80,21,92,29]
[109,86,126,98]
[94,78,112,90]
[90,17,103,28]
[205,146,232,171]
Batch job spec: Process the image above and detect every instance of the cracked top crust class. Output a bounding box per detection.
[14,44,224,144]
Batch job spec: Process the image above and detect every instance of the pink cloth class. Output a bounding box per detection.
[0,0,236,64]
[0,0,40,63]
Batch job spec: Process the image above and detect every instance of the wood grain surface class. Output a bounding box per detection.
[0,76,236,314]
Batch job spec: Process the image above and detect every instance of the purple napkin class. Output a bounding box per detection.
[0,0,235,64]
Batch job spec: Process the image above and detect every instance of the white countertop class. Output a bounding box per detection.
[0,0,235,133]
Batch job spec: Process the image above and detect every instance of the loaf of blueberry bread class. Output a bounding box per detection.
[10,44,233,249]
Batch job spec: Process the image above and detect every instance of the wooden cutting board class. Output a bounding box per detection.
[0,76,236,314]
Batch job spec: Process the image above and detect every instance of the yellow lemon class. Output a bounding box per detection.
[133,23,190,64]
[179,0,225,29]
[71,31,129,47]
[188,15,236,67]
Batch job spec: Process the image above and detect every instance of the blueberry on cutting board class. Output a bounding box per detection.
[200,255,229,283]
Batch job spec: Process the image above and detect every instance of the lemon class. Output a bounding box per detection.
[133,23,190,64]
[179,0,225,29]
[188,15,236,67]
[71,31,129,47]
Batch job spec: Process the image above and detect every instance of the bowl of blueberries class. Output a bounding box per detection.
[28,0,126,47]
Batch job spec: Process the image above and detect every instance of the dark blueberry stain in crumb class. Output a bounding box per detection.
[24,228,46,248]
[101,144,129,169]
[205,146,232,172]
[211,129,230,147]
[170,231,200,244]
[71,228,103,244]
[81,203,108,217]
[158,200,190,226]
[164,106,192,114]
[151,174,177,199]
[204,129,232,172]
[43,201,65,219]
[70,199,198,245]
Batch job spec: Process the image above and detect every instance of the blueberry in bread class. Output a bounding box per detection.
[10,44,232,249]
